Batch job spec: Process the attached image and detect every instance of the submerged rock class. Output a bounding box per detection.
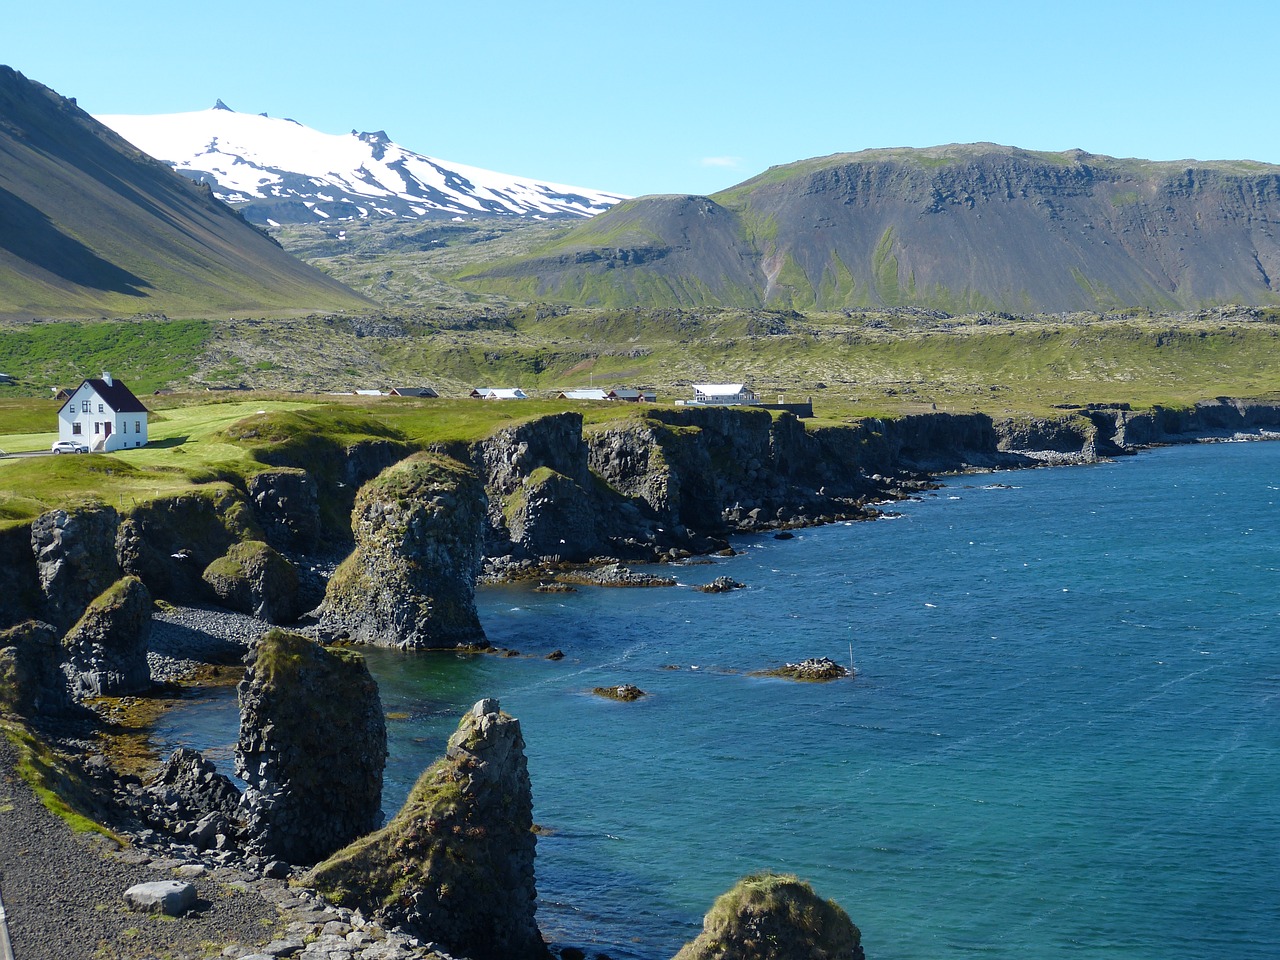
[320,452,489,648]
[236,629,386,864]
[306,698,548,960]
[593,684,647,702]
[673,872,864,960]
[756,657,851,682]
[60,575,152,698]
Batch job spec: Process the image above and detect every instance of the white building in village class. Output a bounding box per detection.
[687,383,759,406]
[57,372,150,452]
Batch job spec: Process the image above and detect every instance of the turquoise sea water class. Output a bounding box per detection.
[157,441,1280,959]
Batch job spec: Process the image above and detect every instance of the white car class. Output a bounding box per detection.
[51,440,89,454]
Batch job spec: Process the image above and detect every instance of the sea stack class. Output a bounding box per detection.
[306,698,548,960]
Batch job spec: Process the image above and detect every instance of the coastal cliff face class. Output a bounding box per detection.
[7,399,1280,658]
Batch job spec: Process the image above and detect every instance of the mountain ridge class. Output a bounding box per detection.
[97,104,629,226]
[454,143,1280,313]
[0,66,370,319]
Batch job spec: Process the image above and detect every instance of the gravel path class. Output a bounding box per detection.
[0,734,281,960]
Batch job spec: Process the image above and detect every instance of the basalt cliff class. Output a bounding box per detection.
[4,400,1280,651]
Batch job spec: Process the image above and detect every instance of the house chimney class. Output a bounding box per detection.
[103,371,113,386]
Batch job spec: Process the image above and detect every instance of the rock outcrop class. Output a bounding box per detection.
[201,540,301,624]
[60,576,152,698]
[673,872,864,960]
[0,620,74,716]
[306,698,547,960]
[236,630,386,864]
[31,505,121,631]
[320,452,488,648]
[0,522,42,630]
[116,485,262,603]
[246,467,321,552]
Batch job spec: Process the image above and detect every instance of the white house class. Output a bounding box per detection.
[57,372,150,452]
[469,387,529,400]
[557,388,612,401]
[689,383,758,406]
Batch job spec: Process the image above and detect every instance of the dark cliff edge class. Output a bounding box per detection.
[4,399,1280,644]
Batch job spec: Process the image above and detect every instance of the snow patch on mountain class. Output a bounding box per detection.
[97,104,628,225]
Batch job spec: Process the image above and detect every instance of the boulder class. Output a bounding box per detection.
[151,747,243,822]
[306,699,548,960]
[201,540,301,624]
[673,872,864,960]
[320,453,488,648]
[0,620,74,717]
[30,505,121,630]
[60,576,152,698]
[123,880,197,916]
[236,630,386,864]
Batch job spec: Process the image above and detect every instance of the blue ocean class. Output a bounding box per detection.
[157,440,1280,959]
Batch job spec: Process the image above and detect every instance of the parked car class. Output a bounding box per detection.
[51,439,88,454]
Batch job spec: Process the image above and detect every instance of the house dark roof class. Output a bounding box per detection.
[58,377,150,415]
[389,386,439,398]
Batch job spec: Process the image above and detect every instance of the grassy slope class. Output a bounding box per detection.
[0,66,370,319]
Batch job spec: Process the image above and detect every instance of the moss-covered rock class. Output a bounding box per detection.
[60,575,152,698]
[0,620,74,717]
[201,540,301,624]
[235,629,386,864]
[116,485,263,603]
[306,698,547,960]
[674,872,864,960]
[320,452,488,649]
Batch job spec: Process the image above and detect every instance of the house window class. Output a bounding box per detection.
[98,403,104,413]
[135,420,141,433]
[122,421,128,434]
[94,422,100,434]
[81,400,89,413]
[72,423,82,435]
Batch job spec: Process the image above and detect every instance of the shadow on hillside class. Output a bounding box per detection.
[0,185,151,295]
[147,436,189,449]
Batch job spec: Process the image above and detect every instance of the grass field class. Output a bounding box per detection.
[5,302,1280,526]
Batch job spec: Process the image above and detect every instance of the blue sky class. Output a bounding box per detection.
[8,0,1277,197]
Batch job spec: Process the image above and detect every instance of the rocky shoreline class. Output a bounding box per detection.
[6,400,1280,959]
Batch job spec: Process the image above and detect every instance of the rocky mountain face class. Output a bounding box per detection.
[97,102,628,226]
[0,66,369,318]
[458,144,1280,313]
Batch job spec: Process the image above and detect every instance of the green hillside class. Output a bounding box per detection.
[0,66,370,319]
[450,144,1280,313]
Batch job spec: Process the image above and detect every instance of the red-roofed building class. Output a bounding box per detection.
[57,372,150,452]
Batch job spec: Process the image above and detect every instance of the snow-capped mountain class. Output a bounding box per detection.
[96,101,628,226]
